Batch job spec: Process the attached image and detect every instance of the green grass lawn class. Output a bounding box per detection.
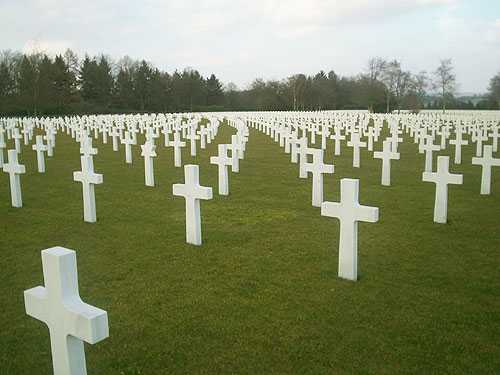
[1,122,499,374]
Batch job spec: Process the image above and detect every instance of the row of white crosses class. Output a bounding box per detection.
[251,112,500,197]
[247,111,500,280]
[174,123,247,245]
[68,115,242,244]
[250,117,380,281]
[1,117,223,223]
[2,111,500,285]
[74,137,103,223]
[3,113,499,207]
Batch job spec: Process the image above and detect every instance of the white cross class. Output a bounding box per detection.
[23,125,31,145]
[310,125,317,144]
[472,145,500,195]
[473,129,488,157]
[206,124,214,144]
[210,144,232,196]
[173,165,213,245]
[111,128,120,151]
[347,132,366,168]
[129,126,139,145]
[366,127,376,151]
[188,127,199,157]
[198,127,208,149]
[390,130,403,153]
[141,140,157,187]
[169,132,186,167]
[421,136,440,172]
[417,128,427,153]
[3,149,26,207]
[233,134,245,160]
[24,247,109,375]
[438,127,449,150]
[320,126,330,150]
[102,125,108,144]
[321,178,379,281]
[304,148,334,207]
[330,129,345,156]
[80,137,97,158]
[449,127,468,164]
[422,156,463,224]
[122,131,136,164]
[286,131,297,163]
[73,156,103,223]
[32,135,48,173]
[44,132,55,157]
[161,126,171,147]
[373,140,400,186]
[12,127,23,153]
[227,134,243,173]
[298,137,310,178]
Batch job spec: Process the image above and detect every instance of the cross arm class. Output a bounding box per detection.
[471,157,485,166]
[323,165,334,174]
[65,299,109,344]
[357,204,379,223]
[24,286,49,323]
[172,184,186,197]
[73,171,83,181]
[422,172,437,183]
[448,174,463,185]
[320,201,341,219]
[197,186,213,200]
[91,174,103,185]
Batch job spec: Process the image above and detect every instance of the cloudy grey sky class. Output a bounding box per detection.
[1,0,499,93]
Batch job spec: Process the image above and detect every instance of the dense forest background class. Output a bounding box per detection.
[0,49,499,116]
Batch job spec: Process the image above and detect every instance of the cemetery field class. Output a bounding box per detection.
[1,123,500,374]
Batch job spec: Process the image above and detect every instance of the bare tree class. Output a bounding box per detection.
[433,59,456,113]
[288,74,307,110]
[381,59,400,113]
[404,70,429,112]
[394,69,412,113]
[413,71,429,98]
[367,57,386,82]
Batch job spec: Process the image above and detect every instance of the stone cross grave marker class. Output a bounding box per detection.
[373,140,400,186]
[347,132,366,168]
[3,149,26,207]
[169,132,186,168]
[210,144,232,196]
[421,135,441,173]
[304,148,334,207]
[472,145,500,195]
[422,156,463,224]
[173,165,213,245]
[32,135,48,173]
[321,178,379,281]
[73,156,103,223]
[24,247,109,375]
[141,140,157,187]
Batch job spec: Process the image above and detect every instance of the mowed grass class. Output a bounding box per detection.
[1,121,499,374]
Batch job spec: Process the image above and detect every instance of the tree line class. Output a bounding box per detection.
[0,49,498,116]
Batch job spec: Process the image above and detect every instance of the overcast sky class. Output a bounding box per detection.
[1,0,499,93]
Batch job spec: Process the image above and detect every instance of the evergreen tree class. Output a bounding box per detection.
[18,55,38,115]
[206,74,224,106]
